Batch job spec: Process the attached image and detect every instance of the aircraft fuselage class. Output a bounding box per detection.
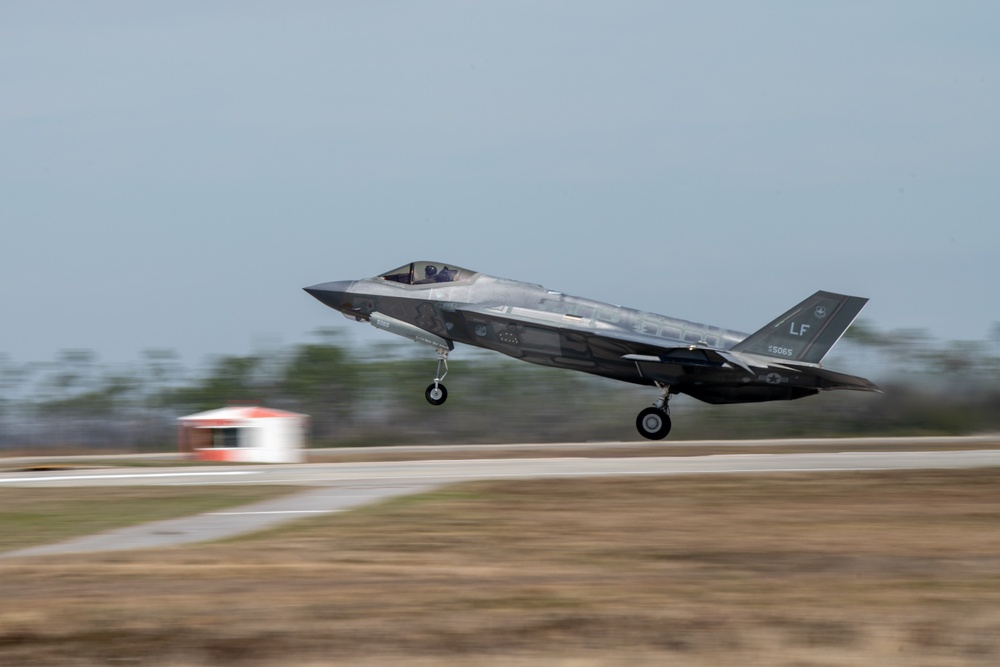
[306,262,878,438]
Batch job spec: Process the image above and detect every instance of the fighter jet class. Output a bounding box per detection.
[304,261,879,439]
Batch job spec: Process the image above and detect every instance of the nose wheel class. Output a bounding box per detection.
[425,383,448,405]
[636,383,672,440]
[424,348,450,406]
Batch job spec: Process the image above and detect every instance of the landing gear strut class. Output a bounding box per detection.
[424,347,449,406]
[636,384,672,440]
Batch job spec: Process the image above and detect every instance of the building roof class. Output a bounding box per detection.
[178,406,309,424]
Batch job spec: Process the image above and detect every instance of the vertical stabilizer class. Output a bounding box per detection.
[730,291,868,364]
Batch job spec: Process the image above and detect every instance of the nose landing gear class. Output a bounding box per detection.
[424,348,450,406]
[636,383,672,440]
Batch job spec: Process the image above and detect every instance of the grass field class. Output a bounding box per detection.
[2,470,1000,666]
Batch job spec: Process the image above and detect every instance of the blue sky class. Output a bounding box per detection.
[3,2,998,367]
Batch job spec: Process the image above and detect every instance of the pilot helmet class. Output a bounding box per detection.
[424,265,438,277]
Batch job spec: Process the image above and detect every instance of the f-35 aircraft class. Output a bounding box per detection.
[305,261,879,439]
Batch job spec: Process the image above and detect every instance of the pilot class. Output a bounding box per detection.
[418,265,438,284]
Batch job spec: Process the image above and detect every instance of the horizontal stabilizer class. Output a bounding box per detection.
[805,366,882,392]
[731,291,868,364]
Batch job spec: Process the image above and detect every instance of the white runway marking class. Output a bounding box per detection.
[0,470,260,484]
[207,510,343,516]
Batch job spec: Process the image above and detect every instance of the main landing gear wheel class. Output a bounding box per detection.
[425,383,448,406]
[636,407,671,440]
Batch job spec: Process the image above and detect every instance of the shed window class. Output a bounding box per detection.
[211,428,241,448]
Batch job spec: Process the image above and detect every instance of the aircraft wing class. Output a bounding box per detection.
[449,302,878,393]
[449,304,750,373]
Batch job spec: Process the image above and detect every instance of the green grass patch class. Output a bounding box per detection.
[0,486,300,551]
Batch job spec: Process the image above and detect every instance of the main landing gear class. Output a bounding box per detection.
[424,348,449,406]
[422,351,672,440]
[636,384,672,440]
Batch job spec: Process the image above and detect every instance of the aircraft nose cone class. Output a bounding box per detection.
[303,280,355,311]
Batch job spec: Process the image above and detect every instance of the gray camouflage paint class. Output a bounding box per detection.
[304,261,878,408]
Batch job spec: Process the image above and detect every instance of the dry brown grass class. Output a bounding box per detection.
[3,470,1000,666]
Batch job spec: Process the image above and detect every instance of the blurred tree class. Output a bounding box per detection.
[141,349,184,396]
[281,342,360,440]
[6,320,1000,451]
[162,354,268,414]
[989,323,1000,369]
[0,354,32,398]
[842,319,889,348]
[0,355,22,445]
[44,349,99,401]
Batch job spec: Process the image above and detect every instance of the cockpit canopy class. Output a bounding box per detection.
[378,261,473,286]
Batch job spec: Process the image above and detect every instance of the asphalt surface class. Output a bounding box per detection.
[3,438,1000,557]
[4,434,999,467]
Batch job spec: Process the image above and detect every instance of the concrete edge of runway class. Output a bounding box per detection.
[2,433,999,467]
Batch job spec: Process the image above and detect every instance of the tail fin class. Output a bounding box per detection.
[730,291,868,364]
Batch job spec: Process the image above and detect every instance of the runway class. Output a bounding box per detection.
[3,441,1000,557]
[5,447,1000,488]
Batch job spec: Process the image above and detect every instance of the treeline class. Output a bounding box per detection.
[1,322,999,451]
